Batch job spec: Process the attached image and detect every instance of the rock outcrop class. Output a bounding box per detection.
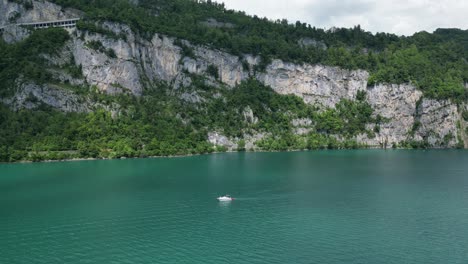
[0,0,79,26]
[208,132,236,150]
[3,82,91,112]
[358,84,423,147]
[415,99,460,147]
[184,46,248,87]
[258,60,369,108]
[1,0,466,149]
[0,24,30,43]
[72,33,144,95]
[298,38,327,50]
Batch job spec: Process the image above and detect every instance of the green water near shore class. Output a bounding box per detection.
[1,150,468,263]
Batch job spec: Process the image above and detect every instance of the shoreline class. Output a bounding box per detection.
[1,147,465,165]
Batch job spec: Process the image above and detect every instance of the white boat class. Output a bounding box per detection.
[217,195,234,201]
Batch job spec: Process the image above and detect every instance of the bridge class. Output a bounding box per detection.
[0,18,80,33]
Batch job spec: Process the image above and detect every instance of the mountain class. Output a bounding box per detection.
[0,0,467,162]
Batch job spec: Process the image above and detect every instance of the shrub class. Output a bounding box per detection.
[206,64,219,79]
[463,111,468,121]
[237,139,246,151]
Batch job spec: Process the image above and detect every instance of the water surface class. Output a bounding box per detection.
[1,150,468,263]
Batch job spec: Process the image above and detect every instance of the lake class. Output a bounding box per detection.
[1,150,468,263]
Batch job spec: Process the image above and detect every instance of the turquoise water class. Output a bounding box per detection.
[1,150,468,263]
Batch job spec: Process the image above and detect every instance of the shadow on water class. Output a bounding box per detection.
[217,201,232,208]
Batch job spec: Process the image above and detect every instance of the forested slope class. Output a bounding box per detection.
[0,0,467,162]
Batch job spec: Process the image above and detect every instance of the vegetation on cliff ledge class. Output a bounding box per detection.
[1,0,467,162]
[48,0,468,101]
[0,28,70,97]
[0,62,380,162]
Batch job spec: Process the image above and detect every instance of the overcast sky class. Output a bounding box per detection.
[218,0,467,36]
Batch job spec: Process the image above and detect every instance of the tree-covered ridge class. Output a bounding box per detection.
[0,28,381,162]
[0,72,384,162]
[0,1,467,162]
[47,0,468,101]
[0,28,71,97]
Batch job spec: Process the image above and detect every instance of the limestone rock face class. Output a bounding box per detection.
[140,34,182,83]
[297,38,327,50]
[183,46,249,87]
[68,21,184,95]
[242,106,258,124]
[0,0,79,26]
[62,21,249,95]
[208,132,236,150]
[291,118,314,135]
[292,118,313,127]
[2,0,466,149]
[243,133,266,151]
[1,24,30,43]
[359,84,423,146]
[415,99,460,147]
[257,60,369,108]
[180,92,204,104]
[3,83,91,112]
[71,33,143,95]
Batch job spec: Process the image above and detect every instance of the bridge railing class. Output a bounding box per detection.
[0,18,80,32]
[21,18,80,29]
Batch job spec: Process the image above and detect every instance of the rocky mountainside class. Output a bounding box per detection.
[0,0,467,161]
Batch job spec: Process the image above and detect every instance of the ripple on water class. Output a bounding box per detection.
[1,151,468,263]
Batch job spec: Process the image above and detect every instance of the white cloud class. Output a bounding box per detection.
[218,0,468,35]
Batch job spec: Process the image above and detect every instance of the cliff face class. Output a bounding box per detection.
[2,82,86,112]
[358,84,423,146]
[258,60,369,108]
[71,25,145,95]
[415,99,461,147]
[0,0,79,26]
[1,0,466,149]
